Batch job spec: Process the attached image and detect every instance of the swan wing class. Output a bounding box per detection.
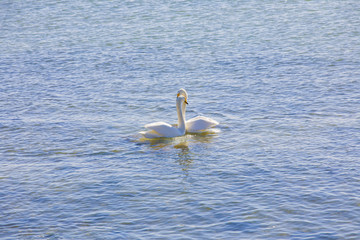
[145,121,180,138]
[186,116,219,133]
[140,130,162,139]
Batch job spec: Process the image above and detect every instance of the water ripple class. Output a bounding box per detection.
[1,0,360,239]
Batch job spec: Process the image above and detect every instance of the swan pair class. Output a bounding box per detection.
[140,89,219,139]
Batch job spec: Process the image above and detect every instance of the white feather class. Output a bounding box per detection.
[140,89,219,139]
[186,116,219,133]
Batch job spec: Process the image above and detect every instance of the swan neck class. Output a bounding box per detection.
[182,102,186,120]
[176,99,186,134]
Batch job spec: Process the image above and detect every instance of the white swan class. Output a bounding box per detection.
[177,88,219,133]
[140,94,188,138]
[140,89,219,139]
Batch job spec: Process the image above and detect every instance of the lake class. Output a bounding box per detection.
[1,0,359,239]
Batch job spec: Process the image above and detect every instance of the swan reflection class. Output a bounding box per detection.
[138,130,219,150]
[135,131,218,178]
[175,142,192,175]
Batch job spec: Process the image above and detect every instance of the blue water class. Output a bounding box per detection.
[1,0,360,239]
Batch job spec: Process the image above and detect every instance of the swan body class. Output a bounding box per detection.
[141,89,219,139]
[177,88,219,133]
[186,116,219,133]
[141,95,187,138]
[143,121,183,138]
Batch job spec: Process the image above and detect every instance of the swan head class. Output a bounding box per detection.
[176,95,187,106]
[177,88,188,104]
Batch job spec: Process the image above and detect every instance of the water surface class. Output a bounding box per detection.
[1,0,360,239]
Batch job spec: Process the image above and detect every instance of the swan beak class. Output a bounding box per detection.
[185,99,188,105]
